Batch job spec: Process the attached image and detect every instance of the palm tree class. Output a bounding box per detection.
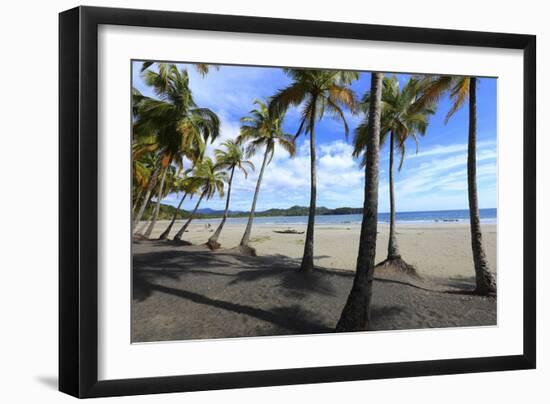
[337,72,384,331]
[133,153,167,236]
[236,100,296,254]
[269,69,358,272]
[142,165,172,238]
[353,76,435,274]
[415,75,496,295]
[158,175,197,240]
[132,63,220,233]
[141,136,202,239]
[173,157,227,241]
[206,140,254,249]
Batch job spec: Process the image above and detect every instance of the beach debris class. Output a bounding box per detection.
[273,229,305,234]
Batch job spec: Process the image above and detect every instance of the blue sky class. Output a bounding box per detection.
[132,61,497,213]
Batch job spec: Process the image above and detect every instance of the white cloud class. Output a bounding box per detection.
[408,139,495,160]
[215,138,365,211]
[385,140,497,211]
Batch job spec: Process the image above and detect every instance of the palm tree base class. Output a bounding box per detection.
[205,239,221,250]
[474,286,496,296]
[238,244,257,257]
[474,273,497,296]
[299,262,315,273]
[172,230,189,242]
[157,231,170,240]
[375,256,419,278]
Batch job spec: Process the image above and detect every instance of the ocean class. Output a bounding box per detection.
[192,208,497,226]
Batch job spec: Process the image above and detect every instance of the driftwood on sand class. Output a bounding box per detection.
[273,229,305,234]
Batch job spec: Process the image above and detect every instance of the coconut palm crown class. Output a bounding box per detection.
[214,140,255,178]
[238,100,296,163]
[132,63,220,231]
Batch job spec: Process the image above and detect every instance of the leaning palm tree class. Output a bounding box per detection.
[133,152,168,236]
[236,100,296,254]
[337,72,384,331]
[158,174,197,240]
[132,63,220,233]
[353,76,435,274]
[269,69,358,272]
[142,164,175,238]
[415,75,496,295]
[173,157,227,241]
[206,140,254,249]
[141,139,202,239]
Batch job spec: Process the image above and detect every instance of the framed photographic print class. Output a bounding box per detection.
[59,6,536,398]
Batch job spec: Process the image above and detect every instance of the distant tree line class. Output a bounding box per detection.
[141,203,366,221]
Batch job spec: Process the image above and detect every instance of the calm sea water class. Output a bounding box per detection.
[192,208,497,226]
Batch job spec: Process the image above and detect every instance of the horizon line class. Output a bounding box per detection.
[160,201,497,215]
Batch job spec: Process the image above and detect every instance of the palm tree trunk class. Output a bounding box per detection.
[158,192,187,240]
[135,192,154,235]
[240,147,270,247]
[387,130,401,259]
[132,154,162,232]
[208,167,235,248]
[143,166,168,238]
[336,72,383,331]
[132,186,144,216]
[468,77,496,295]
[173,191,205,241]
[300,103,318,272]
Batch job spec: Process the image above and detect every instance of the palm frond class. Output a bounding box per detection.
[445,77,470,123]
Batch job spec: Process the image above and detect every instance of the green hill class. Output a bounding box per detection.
[141,203,363,220]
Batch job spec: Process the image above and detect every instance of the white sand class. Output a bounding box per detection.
[138,220,497,280]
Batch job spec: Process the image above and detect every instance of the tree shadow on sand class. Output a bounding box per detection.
[132,241,485,340]
[134,273,332,335]
[133,247,342,300]
[132,245,354,337]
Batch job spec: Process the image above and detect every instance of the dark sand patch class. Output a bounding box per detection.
[132,240,496,342]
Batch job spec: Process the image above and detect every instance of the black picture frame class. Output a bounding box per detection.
[59,5,536,398]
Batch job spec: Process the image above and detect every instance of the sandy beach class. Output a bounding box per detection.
[137,220,496,280]
[132,220,496,342]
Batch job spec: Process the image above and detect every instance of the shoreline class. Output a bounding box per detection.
[143,218,497,227]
